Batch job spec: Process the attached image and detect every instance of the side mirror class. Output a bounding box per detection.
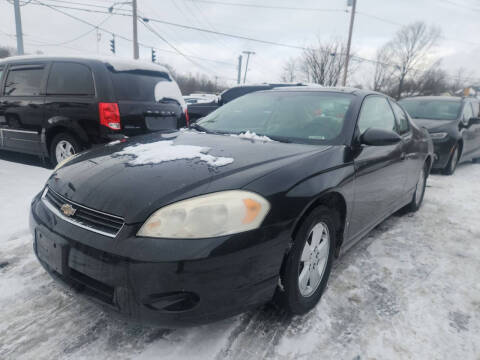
[360,128,402,146]
[469,117,480,125]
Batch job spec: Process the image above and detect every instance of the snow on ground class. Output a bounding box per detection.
[1,151,479,360]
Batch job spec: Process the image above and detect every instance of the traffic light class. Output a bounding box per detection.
[151,48,156,63]
[110,36,115,54]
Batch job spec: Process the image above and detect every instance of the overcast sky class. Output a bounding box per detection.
[1,0,479,88]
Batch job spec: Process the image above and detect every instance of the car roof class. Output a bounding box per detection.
[266,86,384,97]
[0,55,170,73]
[400,96,463,102]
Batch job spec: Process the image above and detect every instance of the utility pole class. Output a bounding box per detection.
[13,0,24,55]
[237,55,243,85]
[132,0,139,59]
[242,51,255,84]
[342,0,357,87]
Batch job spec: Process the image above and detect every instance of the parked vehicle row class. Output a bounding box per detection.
[0,56,187,166]
[399,96,480,175]
[30,86,434,326]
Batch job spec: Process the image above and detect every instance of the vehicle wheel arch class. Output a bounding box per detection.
[290,191,347,258]
[45,120,89,151]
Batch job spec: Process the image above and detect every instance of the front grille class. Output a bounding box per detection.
[42,188,124,237]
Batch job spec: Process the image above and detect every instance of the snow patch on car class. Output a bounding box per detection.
[230,131,275,142]
[114,140,234,167]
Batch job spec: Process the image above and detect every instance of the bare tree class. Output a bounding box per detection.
[281,58,298,83]
[372,44,395,93]
[448,67,474,94]
[299,39,352,86]
[410,62,448,96]
[0,46,15,59]
[384,22,441,99]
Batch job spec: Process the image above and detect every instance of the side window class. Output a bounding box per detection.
[47,62,94,96]
[462,102,474,122]
[357,96,396,134]
[0,66,4,83]
[4,66,45,96]
[391,102,410,135]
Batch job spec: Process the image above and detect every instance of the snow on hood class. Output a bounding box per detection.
[230,131,275,142]
[113,140,234,167]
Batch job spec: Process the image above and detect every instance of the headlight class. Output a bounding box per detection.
[429,132,448,140]
[54,154,78,171]
[137,190,270,239]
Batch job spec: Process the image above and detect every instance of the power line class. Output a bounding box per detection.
[183,0,347,13]
[27,0,480,83]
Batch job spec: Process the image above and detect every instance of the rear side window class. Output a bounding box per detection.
[391,102,410,134]
[4,66,45,96]
[47,62,94,96]
[108,68,172,102]
[0,67,4,83]
[358,96,396,134]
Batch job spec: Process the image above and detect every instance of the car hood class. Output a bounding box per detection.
[47,130,329,223]
[412,118,456,132]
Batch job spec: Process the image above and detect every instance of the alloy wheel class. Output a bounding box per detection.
[55,140,76,163]
[298,222,330,297]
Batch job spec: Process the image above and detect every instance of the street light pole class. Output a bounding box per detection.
[132,0,139,59]
[242,51,255,84]
[342,0,357,86]
[13,0,24,55]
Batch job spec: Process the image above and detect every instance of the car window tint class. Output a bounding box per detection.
[399,99,461,120]
[462,102,474,121]
[108,67,172,102]
[391,102,410,134]
[357,96,396,134]
[0,67,4,83]
[198,92,353,144]
[4,67,45,96]
[47,62,94,95]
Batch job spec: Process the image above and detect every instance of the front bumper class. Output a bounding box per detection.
[431,137,457,169]
[30,193,291,327]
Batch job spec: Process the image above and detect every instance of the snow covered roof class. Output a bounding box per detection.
[0,55,169,74]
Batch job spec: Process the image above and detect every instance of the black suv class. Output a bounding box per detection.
[187,83,310,122]
[0,56,187,165]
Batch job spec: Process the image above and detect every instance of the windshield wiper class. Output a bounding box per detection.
[190,122,214,133]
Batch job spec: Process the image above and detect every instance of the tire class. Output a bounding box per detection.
[443,145,460,175]
[277,206,336,315]
[405,161,428,212]
[49,132,81,167]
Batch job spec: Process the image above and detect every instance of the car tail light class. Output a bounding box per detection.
[185,108,190,127]
[99,103,121,130]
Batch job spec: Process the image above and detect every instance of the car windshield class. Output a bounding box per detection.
[196,91,353,144]
[399,99,461,120]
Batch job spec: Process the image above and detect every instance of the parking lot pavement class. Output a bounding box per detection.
[1,152,479,360]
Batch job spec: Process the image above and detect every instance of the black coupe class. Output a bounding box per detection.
[30,88,433,326]
[399,96,480,175]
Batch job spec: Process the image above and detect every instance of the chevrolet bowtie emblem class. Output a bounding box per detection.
[60,203,77,217]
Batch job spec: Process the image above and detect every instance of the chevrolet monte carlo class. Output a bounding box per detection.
[30,88,434,326]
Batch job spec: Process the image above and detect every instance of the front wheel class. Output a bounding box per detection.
[49,133,81,167]
[443,145,459,175]
[277,206,336,315]
[405,161,428,212]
